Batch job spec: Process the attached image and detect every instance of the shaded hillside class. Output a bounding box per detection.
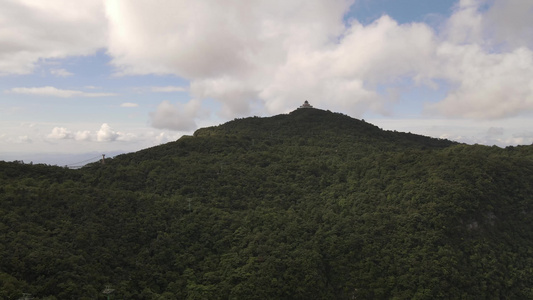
[126,108,455,161]
[193,108,453,150]
[1,108,533,299]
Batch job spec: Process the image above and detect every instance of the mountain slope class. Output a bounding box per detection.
[194,108,454,150]
[1,109,533,299]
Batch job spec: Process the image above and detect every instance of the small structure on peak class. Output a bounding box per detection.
[299,100,313,109]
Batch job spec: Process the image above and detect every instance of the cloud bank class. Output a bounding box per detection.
[103,0,533,125]
[149,100,203,131]
[40,123,183,150]
[0,0,106,75]
[2,0,532,131]
[47,124,137,142]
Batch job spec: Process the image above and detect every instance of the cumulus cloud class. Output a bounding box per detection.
[0,0,106,75]
[149,99,202,131]
[46,124,137,142]
[105,0,354,116]
[425,0,533,119]
[480,0,533,49]
[444,0,533,49]
[190,77,260,117]
[444,0,485,45]
[47,127,73,140]
[96,123,119,142]
[105,0,350,78]
[258,15,437,115]
[102,0,533,121]
[427,45,533,119]
[7,86,116,97]
[3,0,533,125]
[74,130,92,141]
[47,127,92,141]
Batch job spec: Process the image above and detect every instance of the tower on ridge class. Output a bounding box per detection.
[299,100,313,109]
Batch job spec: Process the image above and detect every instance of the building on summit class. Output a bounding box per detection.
[299,100,313,109]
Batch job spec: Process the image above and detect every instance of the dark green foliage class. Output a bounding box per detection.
[1,108,532,298]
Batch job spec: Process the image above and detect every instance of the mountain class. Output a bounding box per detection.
[1,108,533,299]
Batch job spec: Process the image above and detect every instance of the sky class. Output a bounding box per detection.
[1,0,532,166]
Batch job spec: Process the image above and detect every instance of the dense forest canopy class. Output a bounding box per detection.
[1,108,533,299]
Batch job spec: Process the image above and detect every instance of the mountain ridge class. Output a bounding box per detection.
[110,108,456,168]
[1,108,533,299]
[192,108,455,149]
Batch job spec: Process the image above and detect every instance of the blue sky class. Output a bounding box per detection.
[348,0,456,24]
[1,0,532,165]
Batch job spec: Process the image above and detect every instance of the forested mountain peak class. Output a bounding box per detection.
[195,107,377,138]
[1,108,533,299]
[116,107,455,166]
[195,107,456,149]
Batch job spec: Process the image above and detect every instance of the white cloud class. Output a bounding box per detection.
[101,0,533,123]
[7,86,117,98]
[481,0,533,49]
[50,68,73,77]
[151,86,187,92]
[96,123,119,142]
[258,15,437,116]
[47,127,94,142]
[74,130,92,141]
[1,121,192,161]
[0,0,107,75]
[105,0,354,116]
[444,0,485,45]
[120,102,139,107]
[0,132,32,144]
[105,0,350,78]
[425,0,533,120]
[46,124,138,143]
[427,45,533,119]
[149,99,203,131]
[190,77,259,118]
[47,127,73,140]
[2,0,532,131]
